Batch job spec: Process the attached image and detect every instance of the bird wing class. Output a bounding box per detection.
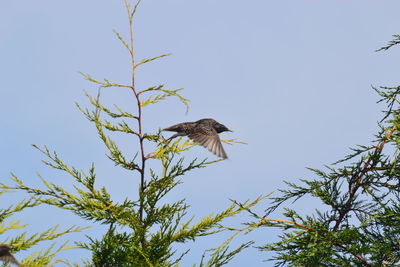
[188,130,227,159]
[0,253,21,266]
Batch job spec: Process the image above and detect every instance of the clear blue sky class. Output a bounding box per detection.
[1,1,400,266]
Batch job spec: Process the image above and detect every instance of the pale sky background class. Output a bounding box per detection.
[1,1,400,266]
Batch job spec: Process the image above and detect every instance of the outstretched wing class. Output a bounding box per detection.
[188,130,228,159]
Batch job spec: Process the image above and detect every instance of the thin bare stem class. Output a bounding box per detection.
[124,0,147,248]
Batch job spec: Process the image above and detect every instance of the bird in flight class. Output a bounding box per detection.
[0,245,21,266]
[163,118,231,159]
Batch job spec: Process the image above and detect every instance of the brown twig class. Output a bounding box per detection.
[333,125,396,231]
[332,242,371,266]
[123,0,147,248]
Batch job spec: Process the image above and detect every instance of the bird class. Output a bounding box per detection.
[163,118,231,159]
[0,244,21,266]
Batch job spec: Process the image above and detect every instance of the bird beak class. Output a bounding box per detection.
[228,129,233,132]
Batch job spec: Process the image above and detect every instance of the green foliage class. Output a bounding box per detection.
[82,230,154,267]
[376,34,400,52]
[197,234,253,267]
[1,0,258,266]
[0,188,86,266]
[139,85,189,113]
[241,35,400,266]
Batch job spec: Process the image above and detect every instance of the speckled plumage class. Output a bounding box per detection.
[163,118,231,159]
[0,245,21,266]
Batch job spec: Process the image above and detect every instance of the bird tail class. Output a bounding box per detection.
[162,126,176,132]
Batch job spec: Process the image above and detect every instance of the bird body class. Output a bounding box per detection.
[0,245,21,266]
[163,118,231,159]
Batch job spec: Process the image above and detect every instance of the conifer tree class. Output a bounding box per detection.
[1,1,263,266]
[241,35,400,266]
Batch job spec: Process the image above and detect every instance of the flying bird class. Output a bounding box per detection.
[163,118,231,159]
[0,245,21,266]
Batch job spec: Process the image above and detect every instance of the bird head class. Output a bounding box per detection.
[214,122,232,133]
